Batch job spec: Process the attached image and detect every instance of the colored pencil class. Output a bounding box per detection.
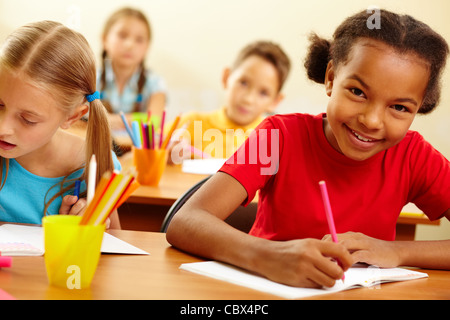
[73,180,81,200]
[80,169,138,226]
[87,155,97,205]
[120,111,138,147]
[319,180,345,281]
[132,121,142,149]
[161,114,181,149]
[159,110,166,149]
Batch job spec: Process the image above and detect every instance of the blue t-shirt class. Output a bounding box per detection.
[97,59,167,114]
[0,154,121,225]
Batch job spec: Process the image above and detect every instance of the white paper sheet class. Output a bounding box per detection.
[0,224,148,256]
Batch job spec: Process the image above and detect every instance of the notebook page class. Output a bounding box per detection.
[0,225,43,256]
[180,261,428,299]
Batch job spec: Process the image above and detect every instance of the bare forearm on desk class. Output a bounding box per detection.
[336,232,450,270]
[165,172,278,283]
[166,207,262,268]
[396,240,450,269]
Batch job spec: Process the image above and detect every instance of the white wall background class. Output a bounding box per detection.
[0,0,449,239]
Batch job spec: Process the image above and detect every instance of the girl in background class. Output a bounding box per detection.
[0,21,121,229]
[99,7,167,130]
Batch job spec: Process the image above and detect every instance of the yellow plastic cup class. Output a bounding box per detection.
[133,147,168,186]
[43,215,105,289]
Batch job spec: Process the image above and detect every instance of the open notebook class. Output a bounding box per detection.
[180,261,428,299]
[0,224,148,256]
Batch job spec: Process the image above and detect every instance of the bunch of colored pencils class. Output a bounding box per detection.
[79,167,139,226]
[120,110,181,150]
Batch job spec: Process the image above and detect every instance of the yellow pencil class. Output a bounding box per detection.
[86,172,123,225]
[93,172,134,225]
[79,171,113,225]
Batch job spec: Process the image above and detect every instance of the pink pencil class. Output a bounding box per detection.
[319,180,345,281]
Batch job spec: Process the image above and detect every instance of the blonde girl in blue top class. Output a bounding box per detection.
[98,7,167,130]
[0,21,121,229]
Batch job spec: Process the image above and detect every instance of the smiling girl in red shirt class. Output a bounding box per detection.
[166,9,450,288]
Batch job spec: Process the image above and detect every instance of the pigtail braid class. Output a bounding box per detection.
[100,50,113,113]
[133,62,147,112]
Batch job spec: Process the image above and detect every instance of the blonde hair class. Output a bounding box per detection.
[0,20,114,214]
[100,7,152,113]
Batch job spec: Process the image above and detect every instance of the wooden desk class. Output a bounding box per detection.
[117,162,209,230]
[1,230,449,300]
[127,164,209,206]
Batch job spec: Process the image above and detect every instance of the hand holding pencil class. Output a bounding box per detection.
[252,181,352,288]
[59,193,87,217]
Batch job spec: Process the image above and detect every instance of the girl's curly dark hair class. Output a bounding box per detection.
[304,9,449,114]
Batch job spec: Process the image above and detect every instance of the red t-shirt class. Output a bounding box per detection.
[220,113,450,241]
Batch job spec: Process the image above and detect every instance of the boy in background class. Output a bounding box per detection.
[169,41,290,161]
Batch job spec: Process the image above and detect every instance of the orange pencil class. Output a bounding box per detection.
[101,178,138,224]
[79,172,115,225]
[161,114,181,149]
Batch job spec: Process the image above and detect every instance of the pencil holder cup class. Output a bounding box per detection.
[43,215,105,289]
[133,147,168,186]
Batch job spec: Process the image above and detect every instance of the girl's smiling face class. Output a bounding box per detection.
[323,38,430,161]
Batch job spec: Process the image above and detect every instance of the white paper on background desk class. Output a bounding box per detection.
[181,158,227,175]
[0,224,148,256]
[180,261,428,299]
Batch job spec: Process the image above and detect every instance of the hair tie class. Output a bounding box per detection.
[86,91,100,102]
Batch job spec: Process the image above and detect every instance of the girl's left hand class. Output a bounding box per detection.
[322,232,401,268]
[59,195,86,216]
[59,195,111,229]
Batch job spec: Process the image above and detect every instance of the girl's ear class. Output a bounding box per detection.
[324,60,335,97]
[60,104,89,129]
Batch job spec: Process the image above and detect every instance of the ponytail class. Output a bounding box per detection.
[85,98,114,185]
[304,33,331,84]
